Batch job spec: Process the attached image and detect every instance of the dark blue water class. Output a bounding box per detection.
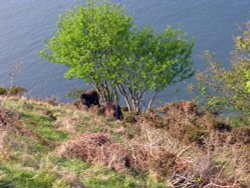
[0,1,249,104]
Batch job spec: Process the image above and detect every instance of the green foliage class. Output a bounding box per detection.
[122,26,194,91]
[40,0,194,111]
[115,26,194,111]
[194,20,250,117]
[235,21,250,53]
[40,0,133,104]
[194,50,250,117]
[235,21,250,92]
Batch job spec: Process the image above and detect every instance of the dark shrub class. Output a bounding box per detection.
[9,86,27,95]
[0,87,7,95]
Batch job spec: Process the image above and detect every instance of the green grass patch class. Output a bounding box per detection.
[57,158,91,174]
[21,112,53,123]
[21,112,68,142]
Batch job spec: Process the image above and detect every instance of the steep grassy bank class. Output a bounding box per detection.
[0,97,249,187]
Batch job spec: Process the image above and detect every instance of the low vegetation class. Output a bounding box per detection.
[0,96,249,187]
[0,86,27,96]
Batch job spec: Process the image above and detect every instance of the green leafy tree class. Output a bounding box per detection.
[194,21,250,117]
[40,0,132,104]
[195,51,250,114]
[235,21,250,92]
[114,26,194,111]
[40,0,194,112]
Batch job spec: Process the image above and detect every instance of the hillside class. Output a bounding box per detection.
[0,96,249,188]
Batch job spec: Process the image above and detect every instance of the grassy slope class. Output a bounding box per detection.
[0,97,166,188]
[0,97,249,188]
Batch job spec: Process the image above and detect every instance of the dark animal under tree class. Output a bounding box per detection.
[104,102,123,120]
[80,90,100,108]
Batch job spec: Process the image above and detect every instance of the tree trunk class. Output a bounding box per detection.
[113,87,119,105]
[147,91,158,110]
[131,98,140,112]
[116,83,133,112]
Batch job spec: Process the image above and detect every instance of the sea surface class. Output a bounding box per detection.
[0,0,250,104]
